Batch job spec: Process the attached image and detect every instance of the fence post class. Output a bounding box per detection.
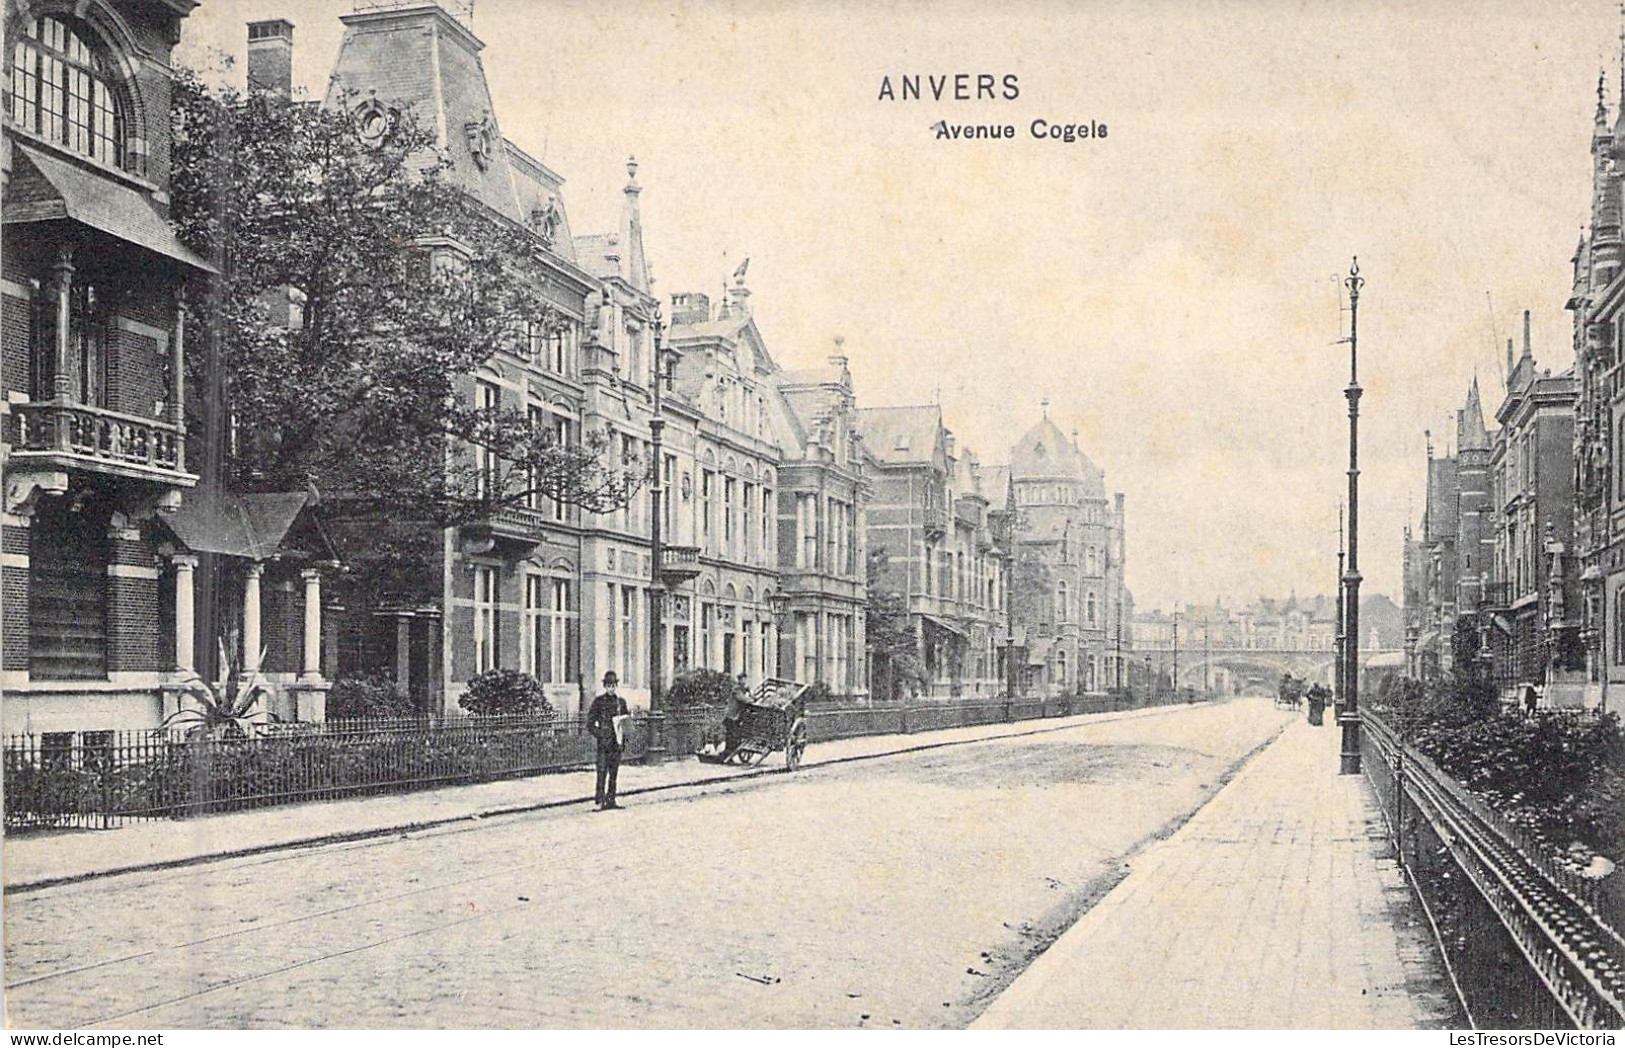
[100,746,112,831]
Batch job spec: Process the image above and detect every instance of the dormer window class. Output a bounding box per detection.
[10,16,132,172]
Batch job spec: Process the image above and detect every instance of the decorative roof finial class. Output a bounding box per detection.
[1041,396,1050,419]
[626,155,639,184]
[1600,68,1610,124]
[829,334,848,369]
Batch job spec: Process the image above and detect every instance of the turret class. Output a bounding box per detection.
[1594,71,1623,287]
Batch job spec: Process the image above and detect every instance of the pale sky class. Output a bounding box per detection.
[179,0,1619,613]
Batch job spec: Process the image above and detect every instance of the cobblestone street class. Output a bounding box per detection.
[8,700,1298,1029]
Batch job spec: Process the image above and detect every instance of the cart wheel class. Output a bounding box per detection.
[784,717,807,772]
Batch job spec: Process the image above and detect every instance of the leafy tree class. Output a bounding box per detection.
[169,71,643,531]
[866,551,926,702]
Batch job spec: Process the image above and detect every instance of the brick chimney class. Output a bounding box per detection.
[247,19,294,97]
[670,292,710,326]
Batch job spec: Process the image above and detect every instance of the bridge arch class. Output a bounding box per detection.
[1140,647,1402,694]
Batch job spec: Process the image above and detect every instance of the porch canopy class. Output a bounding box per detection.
[920,614,968,641]
[6,144,216,274]
[155,489,337,682]
[160,490,333,562]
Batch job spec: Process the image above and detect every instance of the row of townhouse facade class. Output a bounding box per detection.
[308,3,860,717]
[1407,318,1584,701]
[1403,70,1623,704]
[1,0,1134,738]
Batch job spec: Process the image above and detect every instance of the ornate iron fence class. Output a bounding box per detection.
[1363,710,1624,1029]
[5,689,1179,831]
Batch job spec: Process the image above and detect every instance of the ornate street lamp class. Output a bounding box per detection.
[1339,257,1364,774]
[648,305,670,708]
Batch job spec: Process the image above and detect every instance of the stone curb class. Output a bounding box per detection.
[4,701,1209,895]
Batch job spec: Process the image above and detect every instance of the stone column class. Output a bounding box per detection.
[301,568,323,680]
[242,561,263,672]
[48,246,73,404]
[170,291,187,472]
[173,555,198,673]
[395,614,412,695]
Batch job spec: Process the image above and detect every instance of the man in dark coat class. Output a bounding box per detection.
[587,671,630,810]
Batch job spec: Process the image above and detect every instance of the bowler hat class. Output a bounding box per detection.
[603,671,619,686]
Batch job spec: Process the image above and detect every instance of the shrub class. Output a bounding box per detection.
[801,681,835,705]
[459,670,553,718]
[663,668,738,709]
[1411,706,1624,863]
[327,675,419,720]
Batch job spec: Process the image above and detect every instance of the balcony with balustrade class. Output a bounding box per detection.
[459,504,552,556]
[659,545,702,584]
[6,401,192,488]
[922,500,948,539]
[1478,581,1512,610]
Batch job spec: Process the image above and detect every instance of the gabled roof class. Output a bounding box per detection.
[667,312,753,342]
[856,405,942,465]
[162,491,331,561]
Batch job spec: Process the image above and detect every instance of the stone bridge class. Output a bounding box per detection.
[1133,646,1403,692]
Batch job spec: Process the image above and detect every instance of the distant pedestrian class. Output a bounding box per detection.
[723,675,749,756]
[587,671,630,810]
[1306,684,1326,727]
[1522,683,1538,717]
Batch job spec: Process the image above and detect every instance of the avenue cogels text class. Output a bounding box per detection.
[876,74,1108,143]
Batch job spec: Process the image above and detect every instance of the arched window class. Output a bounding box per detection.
[11,15,131,170]
[1055,581,1069,623]
[1087,591,1098,626]
[1056,649,1068,685]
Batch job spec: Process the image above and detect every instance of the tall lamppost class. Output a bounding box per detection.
[648,306,670,708]
[1203,616,1211,697]
[1115,597,1124,690]
[1340,257,1364,774]
[1335,501,1346,714]
[1171,609,1180,697]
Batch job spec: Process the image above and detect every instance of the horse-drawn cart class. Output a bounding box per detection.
[695,678,810,772]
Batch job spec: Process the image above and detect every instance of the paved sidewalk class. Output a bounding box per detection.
[2,702,1195,893]
[972,718,1463,1029]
